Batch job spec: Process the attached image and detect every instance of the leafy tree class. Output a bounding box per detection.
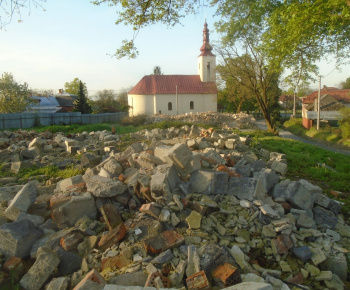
[217,65,256,113]
[92,0,349,83]
[0,72,33,113]
[31,89,55,97]
[339,107,350,139]
[73,81,92,114]
[64,78,88,96]
[217,40,282,133]
[340,77,350,89]
[152,66,163,75]
[91,89,130,113]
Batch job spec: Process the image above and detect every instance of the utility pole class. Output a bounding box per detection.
[293,89,296,118]
[176,85,178,116]
[317,75,321,130]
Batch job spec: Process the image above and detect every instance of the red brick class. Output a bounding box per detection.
[143,230,185,254]
[98,223,127,251]
[186,270,210,290]
[192,202,207,215]
[212,263,241,287]
[118,174,127,182]
[73,269,106,290]
[3,257,25,279]
[60,231,84,251]
[100,204,123,230]
[273,235,293,255]
[145,271,171,288]
[181,198,190,208]
[287,272,304,285]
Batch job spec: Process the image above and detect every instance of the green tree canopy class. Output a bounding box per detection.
[73,81,92,114]
[152,66,163,75]
[340,77,350,89]
[91,89,130,113]
[0,72,33,113]
[64,78,88,96]
[93,0,349,82]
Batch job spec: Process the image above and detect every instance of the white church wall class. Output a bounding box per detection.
[128,94,154,116]
[130,93,217,116]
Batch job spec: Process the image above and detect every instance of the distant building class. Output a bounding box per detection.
[301,86,350,129]
[128,22,217,116]
[29,89,77,113]
[278,94,302,109]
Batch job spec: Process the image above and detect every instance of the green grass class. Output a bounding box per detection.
[33,123,112,134]
[283,118,345,146]
[0,164,84,182]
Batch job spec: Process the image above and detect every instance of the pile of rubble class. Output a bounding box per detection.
[0,125,349,290]
[145,112,259,130]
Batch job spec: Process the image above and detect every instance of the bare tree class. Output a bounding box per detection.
[0,0,45,29]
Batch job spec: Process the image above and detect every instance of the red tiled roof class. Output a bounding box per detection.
[128,75,217,95]
[303,88,350,104]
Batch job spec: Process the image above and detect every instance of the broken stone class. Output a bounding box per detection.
[4,181,38,221]
[86,175,127,197]
[20,247,60,290]
[0,219,42,258]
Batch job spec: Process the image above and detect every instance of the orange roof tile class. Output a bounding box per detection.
[128,75,217,95]
[303,88,350,104]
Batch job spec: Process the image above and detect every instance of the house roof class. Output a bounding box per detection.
[29,96,60,113]
[128,75,217,95]
[56,95,76,107]
[305,94,344,111]
[303,87,350,104]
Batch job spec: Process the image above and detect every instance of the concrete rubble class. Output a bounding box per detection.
[0,122,349,290]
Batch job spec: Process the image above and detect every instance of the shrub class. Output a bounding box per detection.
[339,107,350,139]
[119,114,148,126]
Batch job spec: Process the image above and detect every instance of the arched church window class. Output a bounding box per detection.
[190,101,194,110]
[168,102,172,111]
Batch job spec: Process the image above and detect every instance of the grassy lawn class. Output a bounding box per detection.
[283,118,350,147]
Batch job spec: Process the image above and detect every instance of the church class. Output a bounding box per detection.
[128,22,218,116]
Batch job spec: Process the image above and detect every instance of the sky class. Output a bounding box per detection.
[0,1,349,97]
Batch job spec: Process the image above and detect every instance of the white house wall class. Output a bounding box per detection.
[128,93,217,116]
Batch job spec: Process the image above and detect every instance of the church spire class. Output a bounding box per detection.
[199,21,214,56]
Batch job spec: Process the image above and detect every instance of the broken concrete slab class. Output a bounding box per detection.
[0,219,42,258]
[20,247,60,290]
[4,181,38,221]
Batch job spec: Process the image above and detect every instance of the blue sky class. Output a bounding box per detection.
[0,1,349,97]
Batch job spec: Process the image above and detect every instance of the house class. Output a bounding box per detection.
[301,86,350,129]
[55,89,77,112]
[128,22,217,116]
[30,96,61,113]
[278,94,302,109]
[29,89,77,113]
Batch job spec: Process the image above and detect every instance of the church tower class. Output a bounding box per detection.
[197,21,216,83]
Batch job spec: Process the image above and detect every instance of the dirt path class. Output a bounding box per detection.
[255,119,350,156]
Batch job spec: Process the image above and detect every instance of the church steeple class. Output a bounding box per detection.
[197,22,216,82]
[199,21,214,56]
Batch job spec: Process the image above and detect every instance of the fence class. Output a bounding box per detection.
[0,112,128,130]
